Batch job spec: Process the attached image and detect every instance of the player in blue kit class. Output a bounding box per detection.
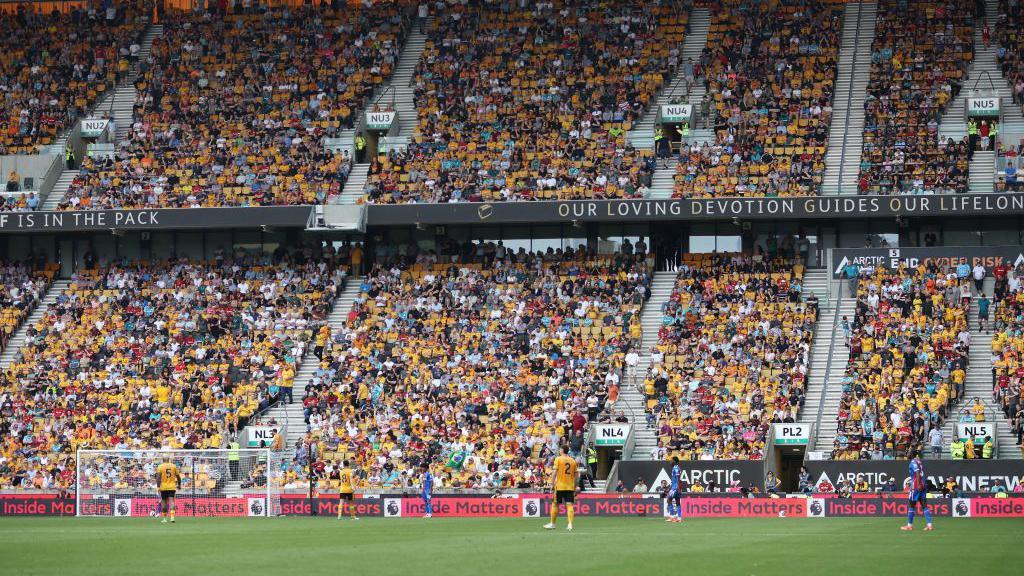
[666,457,683,523]
[901,450,933,531]
[421,465,434,518]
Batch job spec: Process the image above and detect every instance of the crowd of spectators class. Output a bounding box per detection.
[990,259,1024,454]
[0,260,55,351]
[0,5,145,155]
[55,5,409,210]
[832,263,970,459]
[642,252,816,460]
[290,244,650,492]
[858,0,974,195]
[0,248,346,489]
[362,0,690,204]
[672,0,841,199]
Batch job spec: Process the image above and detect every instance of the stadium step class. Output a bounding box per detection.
[251,278,364,450]
[969,151,997,193]
[806,292,856,454]
[822,1,876,195]
[627,8,710,150]
[582,480,607,495]
[937,2,1024,144]
[337,164,370,205]
[626,270,678,459]
[40,170,79,211]
[0,279,70,369]
[370,17,431,140]
[802,268,833,315]
[648,158,678,199]
[93,24,164,144]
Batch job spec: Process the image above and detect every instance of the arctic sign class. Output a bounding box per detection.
[831,247,1024,278]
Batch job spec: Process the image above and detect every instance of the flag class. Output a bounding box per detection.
[445,450,466,470]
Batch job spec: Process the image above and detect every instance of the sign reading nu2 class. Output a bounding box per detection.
[365,111,397,131]
[80,117,110,138]
[968,96,1000,117]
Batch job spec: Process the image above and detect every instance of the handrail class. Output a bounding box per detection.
[813,278,845,454]
[833,1,867,194]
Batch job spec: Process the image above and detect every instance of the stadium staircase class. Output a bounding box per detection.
[822,1,876,195]
[255,278,363,450]
[41,24,163,211]
[648,158,677,199]
[627,8,710,150]
[337,164,370,205]
[0,279,69,368]
[809,290,856,455]
[582,480,607,495]
[938,281,1021,458]
[969,151,997,193]
[624,270,677,460]
[938,0,1024,145]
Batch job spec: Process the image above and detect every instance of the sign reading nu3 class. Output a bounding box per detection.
[773,424,810,445]
[594,424,630,446]
[80,117,110,138]
[968,96,1000,117]
[365,111,397,131]
[660,104,692,124]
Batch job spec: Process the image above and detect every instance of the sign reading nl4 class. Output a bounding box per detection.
[773,424,810,445]
[594,424,630,446]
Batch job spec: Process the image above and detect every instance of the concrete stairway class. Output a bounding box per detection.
[625,271,677,460]
[823,1,877,195]
[649,158,678,199]
[337,164,370,205]
[939,0,1024,141]
[94,24,163,142]
[969,151,997,193]
[810,296,857,453]
[802,268,832,314]
[40,171,78,211]
[0,280,69,368]
[258,279,362,450]
[377,19,430,139]
[628,8,711,149]
[582,479,608,495]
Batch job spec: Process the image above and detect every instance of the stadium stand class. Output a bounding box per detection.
[54,5,410,210]
[0,260,56,352]
[672,0,842,198]
[858,0,973,195]
[0,251,346,489]
[641,253,816,460]
[992,262,1024,454]
[361,0,689,204]
[0,5,145,155]
[832,264,970,460]
[293,245,651,491]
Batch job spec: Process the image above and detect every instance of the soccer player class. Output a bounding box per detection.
[421,465,434,518]
[155,456,180,524]
[902,450,933,531]
[337,460,358,520]
[544,445,578,531]
[666,457,683,523]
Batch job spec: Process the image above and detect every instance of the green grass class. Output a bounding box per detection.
[1,517,1023,576]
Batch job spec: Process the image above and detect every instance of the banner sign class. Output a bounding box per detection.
[594,424,630,447]
[955,422,997,445]
[617,460,765,491]
[245,426,280,448]
[803,460,1024,493]
[0,206,311,233]
[659,104,692,124]
[968,96,1000,117]
[821,497,953,518]
[365,111,396,131]
[773,423,810,445]
[366,194,1024,226]
[831,247,1024,278]
[80,117,111,138]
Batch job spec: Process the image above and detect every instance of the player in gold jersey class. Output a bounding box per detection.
[544,444,578,531]
[336,460,359,520]
[155,456,180,523]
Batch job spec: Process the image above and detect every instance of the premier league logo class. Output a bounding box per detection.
[522,498,540,518]
[384,498,402,517]
[250,500,264,517]
[952,498,971,518]
[807,499,825,518]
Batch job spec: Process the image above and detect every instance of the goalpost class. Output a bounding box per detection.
[75,449,284,518]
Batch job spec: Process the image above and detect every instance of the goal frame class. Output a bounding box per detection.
[75,448,277,518]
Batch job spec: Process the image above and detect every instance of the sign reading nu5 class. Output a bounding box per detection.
[594,424,630,446]
[365,111,397,131]
[773,424,810,445]
[968,96,1000,117]
[659,104,692,124]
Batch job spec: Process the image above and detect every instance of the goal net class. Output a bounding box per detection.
[76,449,284,517]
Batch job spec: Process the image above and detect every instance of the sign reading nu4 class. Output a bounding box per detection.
[659,104,692,124]
[774,424,810,445]
[365,111,396,131]
[594,424,630,447]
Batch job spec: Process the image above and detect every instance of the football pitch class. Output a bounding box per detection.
[1,517,1022,576]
